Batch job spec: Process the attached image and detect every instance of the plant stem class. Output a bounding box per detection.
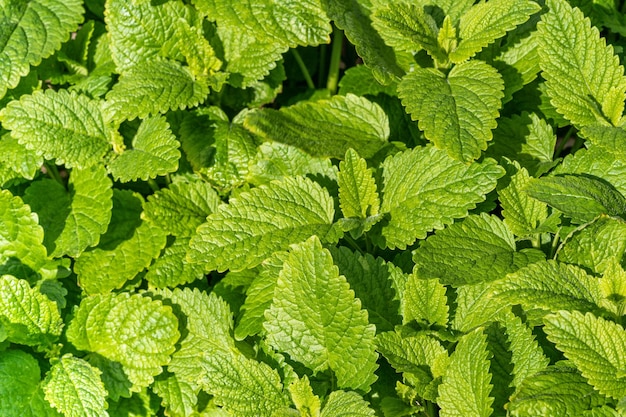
[44,162,63,185]
[326,26,344,94]
[344,235,365,255]
[554,126,576,157]
[318,43,328,86]
[147,178,160,192]
[291,49,315,90]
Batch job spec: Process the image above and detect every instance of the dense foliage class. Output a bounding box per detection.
[2,0,626,415]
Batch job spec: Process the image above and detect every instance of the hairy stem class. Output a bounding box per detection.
[291,49,315,90]
[326,26,344,94]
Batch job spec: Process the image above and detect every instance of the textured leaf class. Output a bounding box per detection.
[338,148,380,219]
[413,214,533,286]
[338,65,398,97]
[0,0,84,98]
[24,165,113,258]
[450,0,541,63]
[544,310,626,400]
[399,60,504,162]
[0,90,112,168]
[288,375,321,416]
[0,275,63,347]
[0,134,41,181]
[438,329,494,417]
[491,260,604,315]
[452,282,506,332]
[508,362,610,417]
[538,0,626,127]
[526,175,626,223]
[599,260,626,317]
[74,190,167,294]
[581,125,626,159]
[188,176,337,272]
[377,146,504,249]
[244,94,389,159]
[107,116,180,182]
[264,236,378,391]
[105,59,209,122]
[43,355,108,417]
[153,373,197,417]
[403,273,448,327]
[66,292,180,388]
[145,238,206,288]
[320,391,375,416]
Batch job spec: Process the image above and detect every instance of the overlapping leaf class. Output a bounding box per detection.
[403,273,449,327]
[452,283,505,332]
[145,238,206,288]
[0,134,41,181]
[320,391,376,416]
[153,373,197,417]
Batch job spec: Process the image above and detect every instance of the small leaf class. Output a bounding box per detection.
[320,391,376,416]
[0,134,42,181]
[452,282,505,332]
[403,273,449,327]
[145,237,206,288]
[288,376,321,417]
[264,236,379,391]
[153,373,197,417]
[338,148,380,220]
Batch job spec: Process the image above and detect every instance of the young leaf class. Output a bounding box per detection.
[264,236,379,392]
[599,260,626,317]
[0,90,112,169]
[153,373,197,417]
[450,0,541,63]
[338,148,380,220]
[437,329,494,417]
[538,0,626,127]
[66,292,180,388]
[544,310,626,400]
[403,273,449,327]
[244,94,390,159]
[42,355,108,417]
[23,165,113,258]
[0,0,84,99]
[320,390,376,416]
[0,134,42,181]
[399,60,504,162]
[452,282,506,332]
[0,275,63,347]
[188,176,338,272]
[526,175,626,223]
[377,146,504,249]
[107,116,180,182]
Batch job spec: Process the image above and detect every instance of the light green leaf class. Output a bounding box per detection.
[338,65,398,97]
[378,147,503,249]
[0,275,63,347]
[544,310,626,400]
[437,329,494,417]
[66,292,180,388]
[83,354,131,402]
[428,0,475,25]
[526,175,626,223]
[320,390,375,416]
[581,125,626,159]
[43,355,108,417]
[508,362,610,417]
[188,176,337,272]
[0,134,42,181]
[74,190,167,294]
[145,237,206,288]
[403,273,448,327]
[23,165,113,258]
[104,59,209,122]
[264,236,378,391]
[538,0,626,127]
[338,148,380,220]
[0,0,84,99]
[0,90,112,168]
[450,0,541,63]
[413,214,535,286]
[107,116,180,182]
[244,94,389,159]
[452,282,505,332]
[288,375,321,417]
[153,373,197,417]
[490,260,604,316]
[599,260,626,317]
[399,60,504,162]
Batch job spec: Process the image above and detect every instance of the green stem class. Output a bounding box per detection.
[291,49,315,90]
[44,162,63,186]
[318,43,328,86]
[549,230,561,259]
[554,126,576,157]
[326,27,344,94]
[147,178,160,192]
[530,234,541,250]
[424,401,437,417]
[344,235,365,255]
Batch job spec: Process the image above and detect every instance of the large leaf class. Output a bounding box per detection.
[264,236,379,392]
[244,94,389,159]
[376,146,504,249]
[399,60,504,162]
[188,176,338,272]
[0,0,84,99]
[538,0,626,127]
[0,90,112,168]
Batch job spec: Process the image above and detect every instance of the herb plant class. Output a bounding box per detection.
[2,0,626,415]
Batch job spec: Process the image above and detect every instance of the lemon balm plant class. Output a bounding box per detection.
[2,0,626,415]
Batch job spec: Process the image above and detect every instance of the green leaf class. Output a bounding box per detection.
[104,59,210,122]
[437,329,494,417]
[452,282,505,332]
[288,375,321,417]
[377,146,504,249]
[538,0,626,127]
[320,390,375,416]
[0,134,42,181]
[74,190,168,294]
[107,116,180,182]
[153,373,197,417]
[338,65,398,97]
[413,214,533,286]
[43,355,108,417]
[581,125,626,159]
[0,0,84,99]
[66,292,180,388]
[490,260,604,316]
[0,90,112,169]
[508,362,610,417]
[244,94,389,159]
[403,273,448,327]
[23,165,113,258]
[599,260,626,317]
[338,148,380,219]
[145,237,206,288]
[544,310,626,400]
[0,275,63,347]
[264,236,379,391]
[188,176,338,272]
[450,0,541,63]
[399,60,504,162]
[526,175,626,223]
